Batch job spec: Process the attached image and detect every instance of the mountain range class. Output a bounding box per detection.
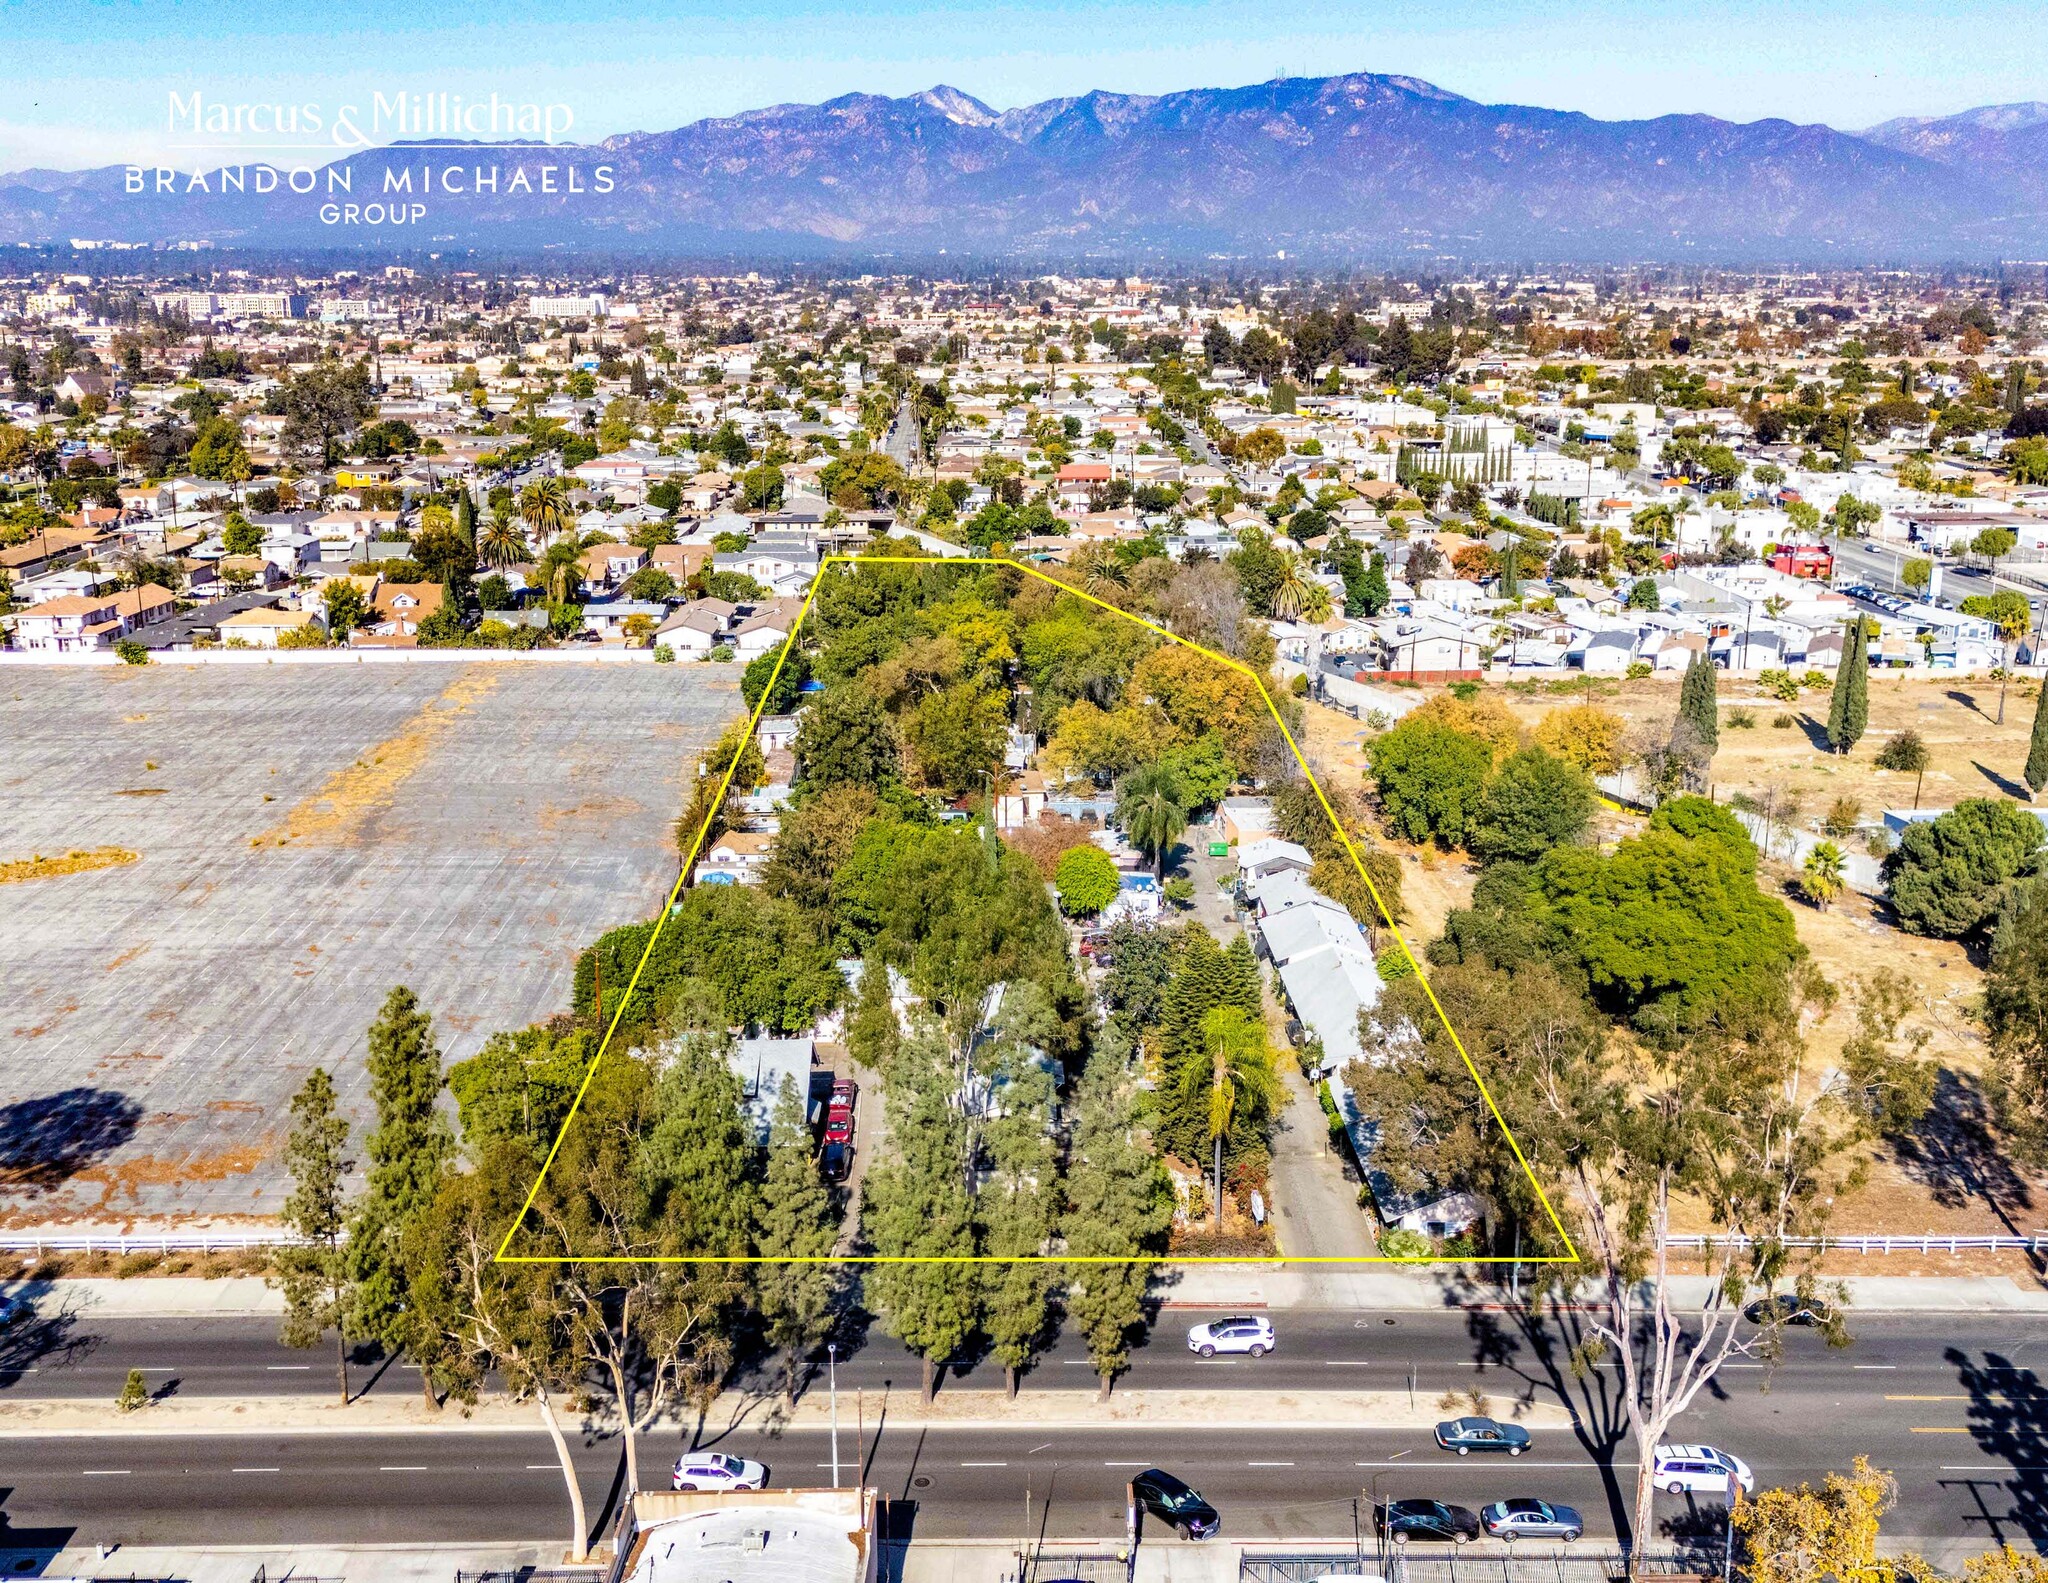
[4,72,2046,263]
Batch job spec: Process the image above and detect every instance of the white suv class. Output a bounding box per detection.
[672,1451,769,1491]
[1187,1315,1276,1357]
[1651,1444,1753,1497]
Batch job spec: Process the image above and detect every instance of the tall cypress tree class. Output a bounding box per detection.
[755,1075,840,1403]
[1678,650,1719,755]
[1362,552,1391,617]
[1223,933,1264,1021]
[1827,618,1869,755]
[347,985,452,1401]
[2026,677,2048,799]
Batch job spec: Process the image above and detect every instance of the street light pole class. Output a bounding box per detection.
[828,1343,841,1489]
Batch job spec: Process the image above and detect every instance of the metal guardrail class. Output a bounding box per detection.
[1015,1551,1132,1583]
[1664,1232,2048,1254]
[1238,1547,1721,1583]
[0,1231,306,1255]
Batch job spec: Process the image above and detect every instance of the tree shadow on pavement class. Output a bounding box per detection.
[0,1087,143,1201]
[1454,1289,1638,1546]
[0,1487,76,1575]
[0,1285,95,1393]
[1942,1346,2048,1551]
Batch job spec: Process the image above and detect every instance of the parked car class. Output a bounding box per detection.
[1378,1499,1482,1545]
[1482,1498,1584,1541]
[820,1139,851,1183]
[672,1451,768,1491]
[825,1078,858,1145]
[1743,1293,1835,1327]
[1651,1444,1754,1497]
[1186,1315,1275,1358]
[1131,1468,1220,1539]
[1434,1415,1531,1456]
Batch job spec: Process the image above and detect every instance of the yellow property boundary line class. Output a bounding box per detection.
[496,554,1581,1266]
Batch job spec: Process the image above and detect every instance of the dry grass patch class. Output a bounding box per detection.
[0,847,140,885]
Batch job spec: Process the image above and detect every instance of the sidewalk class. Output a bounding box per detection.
[0,1541,578,1583]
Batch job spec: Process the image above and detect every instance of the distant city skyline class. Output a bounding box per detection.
[1,0,2044,172]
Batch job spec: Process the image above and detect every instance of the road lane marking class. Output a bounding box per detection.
[1104,1461,1151,1467]
[80,1470,131,1477]
[1853,1365,1897,1370]
[232,1467,280,1474]
[265,1365,312,1371]
[526,1464,561,1470]
[960,1461,1009,1467]
[1357,1461,1615,1469]
[1911,1428,1972,1434]
[1324,1361,1372,1367]
[1248,1461,1296,1467]
[380,1465,430,1471]
[1889,1394,1968,1401]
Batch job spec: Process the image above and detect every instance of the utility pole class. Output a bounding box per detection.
[828,1343,841,1489]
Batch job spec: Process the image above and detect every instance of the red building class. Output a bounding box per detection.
[1767,543,1834,579]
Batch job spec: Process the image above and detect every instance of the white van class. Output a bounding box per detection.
[1651,1444,1753,1496]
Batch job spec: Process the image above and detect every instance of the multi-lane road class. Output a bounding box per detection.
[2,1305,2045,1559]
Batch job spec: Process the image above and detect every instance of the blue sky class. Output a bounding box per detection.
[1,0,2044,170]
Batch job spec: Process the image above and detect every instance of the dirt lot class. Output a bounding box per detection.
[1295,684,2048,1263]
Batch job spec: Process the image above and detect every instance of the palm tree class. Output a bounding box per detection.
[1802,841,1846,911]
[477,511,528,570]
[1117,763,1189,879]
[518,476,570,544]
[1071,545,1129,601]
[1271,555,1329,622]
[1177,1008,1281,1231]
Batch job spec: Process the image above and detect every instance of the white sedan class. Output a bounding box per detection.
[672,1451,769,1491]
[1187,1315,1276,1357]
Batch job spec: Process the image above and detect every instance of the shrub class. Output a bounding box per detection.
[1053,843,1121,917]
[653,643,675,664]
[1626,660,1653,680]
[1801,670,1834,691]
[1759,668,1801,701]
[1163,876,1196,909]
[1824,796,1863,839]
[1773,713,1797,728]
[116,1368,149,1412]
[113,638,149,665]
[1379,1228,1432,1258]
[1726,708,1757,728]
[1289,672,1310,697]
[1875,730,1930,773]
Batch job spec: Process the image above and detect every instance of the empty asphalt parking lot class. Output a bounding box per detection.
[0,659,740,1221]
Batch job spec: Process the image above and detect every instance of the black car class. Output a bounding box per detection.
[820,1140,851,1183]
[1379,1499,1482,1545]
[1743,1293,1834,1327]
[1132,1468,1220,1539]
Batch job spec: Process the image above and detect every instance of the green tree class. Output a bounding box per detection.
[793,684,900,790]
[1368,717,1494,848]
[1986,878,2048,1151]
[477,512,528,569]
[1626,578,1661,611]
[1054,844,1121,916]
[863,1020,983,1402]
[346,986,453,1406]
[755,1075,840,1402]
[221,514,263,557]
[1061,1026,1173,1399]
[1678,650,1719,757]
[742,645,811,715]
[1361,551,1391,616]
[116,1367,148,1412]
[1883,797,2046,939]
[273,1067,355,1404]
[322,580,368,637]
[1117,762,1190,878]
[2028,678,2048,799]
[977,990,1062,1396]
[1534,797,1801,1038]
[1469,747,1595,866]
[518,476,571,544]
[1803,840,1847,911]
[1177,1006,1281,1230]
[279,358,377,463]
[1826,618,1869,755]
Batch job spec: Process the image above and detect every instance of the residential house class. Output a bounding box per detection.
[10,583,176,652]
